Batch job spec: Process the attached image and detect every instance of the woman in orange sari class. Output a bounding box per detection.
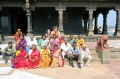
[38,45,51,68]
[26,44,40,69]
[14,29,23,41]
[12,46,27,68]
[50,44,64,68]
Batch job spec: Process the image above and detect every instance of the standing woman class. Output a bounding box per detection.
[51,26,61,38]
[14,29,23,41]
[45,29,51,39]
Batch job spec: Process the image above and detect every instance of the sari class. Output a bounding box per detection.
[50,49,64,68]
[59,37,65,45]
[14,32,23,41]
[16,39,27,50]
[26,49,40,68]
[12,50,27,68]
[76,38,85,49]
[38,48,51,68]
[49,38,60,50]
[38,39,49,50]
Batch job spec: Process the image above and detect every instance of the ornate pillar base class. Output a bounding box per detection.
[88,31,94,36]
[116,31,120,36]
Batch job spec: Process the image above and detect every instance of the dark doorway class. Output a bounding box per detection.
[8,8,27,34]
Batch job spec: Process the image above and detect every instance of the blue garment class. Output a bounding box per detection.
[68,47,80,54]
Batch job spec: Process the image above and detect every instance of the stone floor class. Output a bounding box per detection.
[0,60,120,79]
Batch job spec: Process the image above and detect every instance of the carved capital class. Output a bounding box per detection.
[55,6,66,11]
[86,6,96,11]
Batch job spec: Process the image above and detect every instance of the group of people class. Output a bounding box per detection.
[2,26,92,69]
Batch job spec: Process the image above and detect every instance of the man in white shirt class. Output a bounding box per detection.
[80,44,92,67]
[61,38,71,59]
[26,34,38,53]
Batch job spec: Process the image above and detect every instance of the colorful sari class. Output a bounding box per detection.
[38,48,51,68]
[59,37,65,45]
[12,50,27,68]
[38,39,49,50]
[49,38,60,50]
[26,49,40,68]
[14,32,23,41]
[50,49,64,68]
[16,39,27,50]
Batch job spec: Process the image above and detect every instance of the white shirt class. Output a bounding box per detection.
[27,39,38,46]
[61,43,71,52]
[80,48,91,57]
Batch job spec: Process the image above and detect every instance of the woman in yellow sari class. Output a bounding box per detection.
[50,44,64,68]
[38,45,51,68]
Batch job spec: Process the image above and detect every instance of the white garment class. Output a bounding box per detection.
[80,48,92,64]
[27,39,38,46]
[61,43,71,52]
[80,48,91,57]
[61,43,71,59]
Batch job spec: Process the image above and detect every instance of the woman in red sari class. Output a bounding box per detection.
[12,46,27,68]
[26,44,40,69]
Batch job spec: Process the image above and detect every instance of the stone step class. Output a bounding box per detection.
[90,49,96,53]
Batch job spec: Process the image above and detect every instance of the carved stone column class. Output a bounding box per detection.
[25,0,33,35]
[84,18,88,33]
[94,14,99,34]
[114,10,118,35]
[86,7,96,36]
[102,11,108,34]
[115,8,120,36]
[55,6,66,34]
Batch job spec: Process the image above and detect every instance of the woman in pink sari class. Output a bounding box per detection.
[26,44,40,69]
[50,44,64,68]
[12,46,27,68]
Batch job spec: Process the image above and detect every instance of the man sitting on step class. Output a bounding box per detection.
[80,44,92,67]
[68,42,81,68]
[2,42,16,64]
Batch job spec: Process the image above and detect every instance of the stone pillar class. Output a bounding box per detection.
[116,9,120,36]
[102,11,108,34]
[84,18,88,33]
[25,0,33,35]
[114,11,118,35]
[55,6,66,34]
[86,7,96,36]
[94,14,99,34]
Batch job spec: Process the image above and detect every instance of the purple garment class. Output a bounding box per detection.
[49,38,60,50]
[16,39,27,50]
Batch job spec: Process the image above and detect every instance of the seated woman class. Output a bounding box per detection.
[38,35,49,51]
[51,26,61,38]
[49,34,60,51]
[38,44,51,68]
[80,44,92,67]
[16,35,27,50]
[12,46,27,68]
[50,44,64,68]
[26,44,40,69]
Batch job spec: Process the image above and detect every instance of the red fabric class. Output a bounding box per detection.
[12,50,27,68]
[26,49,40,68]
